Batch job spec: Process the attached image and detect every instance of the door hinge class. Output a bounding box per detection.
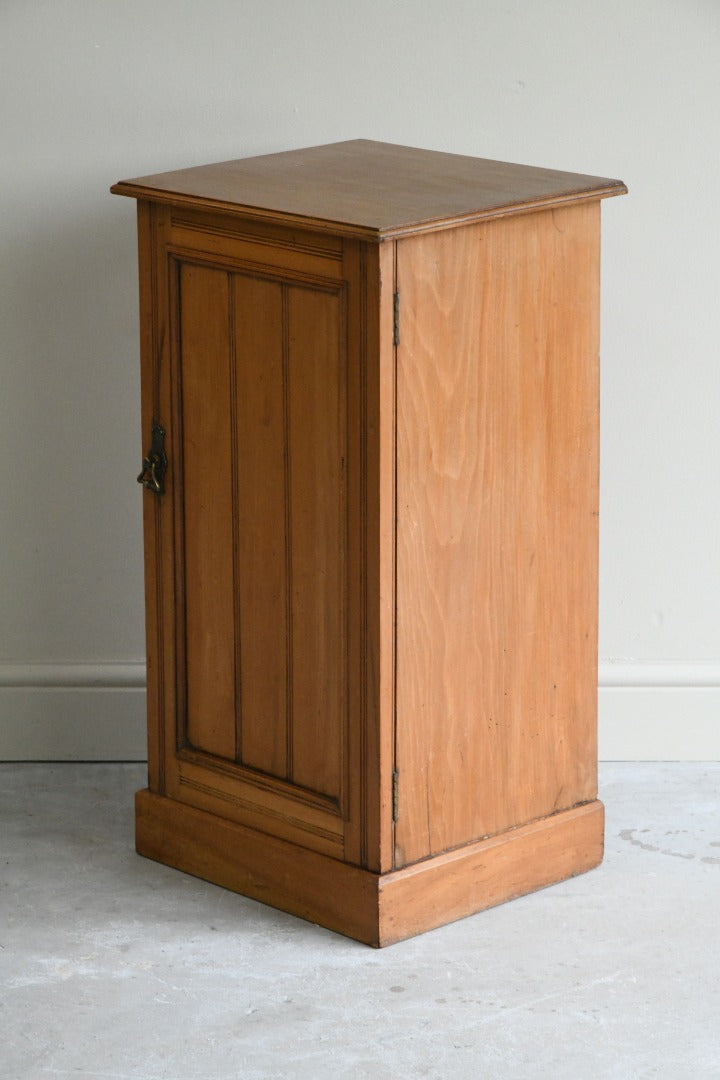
[392,770,399,822]
[393,291,400,347]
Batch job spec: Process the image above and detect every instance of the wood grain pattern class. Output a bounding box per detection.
[338,239,367,864]
[378,799,605,946]
[136,203,178,796]
[136,788,603,947]
[168,254,348,801]
[358,240,397,872]
[169,210,343,278]
[177,263,236,760]
[112,140,626,242]
[394,202,601,867]
[135,201,162,791]
[286,285,346,798]
[136,789,378,943]
[233,276,287,776]
[122,145,623,939]
[171,209,343,256]
[142,224,362,856]
[171,755,345,859]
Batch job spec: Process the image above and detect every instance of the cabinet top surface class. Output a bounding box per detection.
[111,139,626,240]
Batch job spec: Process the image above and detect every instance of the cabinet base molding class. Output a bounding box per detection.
[135,790,604,947]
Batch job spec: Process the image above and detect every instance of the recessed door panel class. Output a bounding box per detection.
[173,259,346,806]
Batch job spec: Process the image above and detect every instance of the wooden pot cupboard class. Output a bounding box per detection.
[112,140,626,946]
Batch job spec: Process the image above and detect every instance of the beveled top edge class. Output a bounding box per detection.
[111,139,627,240]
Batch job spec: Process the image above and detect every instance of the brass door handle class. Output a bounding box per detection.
[137,422,167,495]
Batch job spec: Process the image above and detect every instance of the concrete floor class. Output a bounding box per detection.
[1,763,719,1080]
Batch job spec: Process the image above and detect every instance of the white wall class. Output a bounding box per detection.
[1,0,718,759]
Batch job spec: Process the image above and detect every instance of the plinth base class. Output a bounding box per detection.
[135,790,604,947]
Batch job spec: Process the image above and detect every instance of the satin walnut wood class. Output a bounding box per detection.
[112,140,626,944]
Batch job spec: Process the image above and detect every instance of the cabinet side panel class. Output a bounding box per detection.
[177,263,236,759]
[232,276,288,777]
[394,203,600,867]
[287,286,346,799]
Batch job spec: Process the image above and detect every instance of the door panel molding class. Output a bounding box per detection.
[156,239,359,858]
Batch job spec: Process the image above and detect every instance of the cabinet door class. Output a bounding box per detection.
[138,207,369,862]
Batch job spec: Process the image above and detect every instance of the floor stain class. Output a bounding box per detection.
[619,828,720,864]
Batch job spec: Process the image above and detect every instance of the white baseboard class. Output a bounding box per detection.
[1,661,718,762]
[598,662,720,761]
[0,663,147,760]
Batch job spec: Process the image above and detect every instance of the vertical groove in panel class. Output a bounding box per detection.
[282,285,294,782]
[233,275,287,778]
